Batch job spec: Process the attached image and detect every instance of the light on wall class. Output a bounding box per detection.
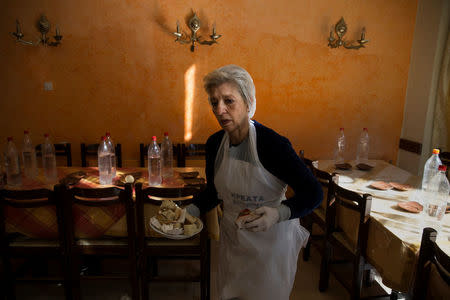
[173,12,222,52]
[11,15,62,47]
[328,17,368,50]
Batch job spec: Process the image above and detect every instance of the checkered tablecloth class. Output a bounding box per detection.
[3,167,209,239]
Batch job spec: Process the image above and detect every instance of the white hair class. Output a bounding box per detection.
[203,65,256,118]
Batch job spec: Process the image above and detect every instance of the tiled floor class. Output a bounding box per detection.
[13,240,351,299]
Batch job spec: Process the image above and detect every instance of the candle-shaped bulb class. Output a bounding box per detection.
[56,26,60,36]
[213,22,216,35]
[16,19,21,33]
[361,27,366,40]
[176,20,180,33]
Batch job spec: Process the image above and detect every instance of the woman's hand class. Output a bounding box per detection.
[243,206,280,232]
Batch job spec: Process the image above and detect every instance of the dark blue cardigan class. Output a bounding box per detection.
[193,121,323,220]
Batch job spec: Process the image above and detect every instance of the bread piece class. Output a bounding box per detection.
[185,213,197,224]
[184,224,198,236]
[160,200,177,211]
[235,209,261,229]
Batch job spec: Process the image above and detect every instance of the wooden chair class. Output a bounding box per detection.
[319,178,389,299]
[135,183,210,300]
[302,164,336,262]
[179,144,206,167]
[62,184,138,300]
[439,151,450,179]
[0,185,71,299]
[139,143,181,168]
[412,227,450,300]
[36,142,72,167]
[80,143,122,168]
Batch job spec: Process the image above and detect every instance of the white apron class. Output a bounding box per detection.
[215,121,310,300]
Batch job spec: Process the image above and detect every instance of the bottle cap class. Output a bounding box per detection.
[152,136,157,141]
[24,130,29,134]
[164,132,169,136]
[7,137,12,141]
[106,132,111,137]
[432,149,440,154]
[363,128,368,131]
[44,133,49,138]
[438,165,447,172]
[340,127,344,131]
[101,136,106,141]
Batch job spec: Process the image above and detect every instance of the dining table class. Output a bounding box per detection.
[2,166,220,240]
[315,159,450,293]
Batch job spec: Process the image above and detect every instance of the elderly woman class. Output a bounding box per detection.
[187,65,322,300]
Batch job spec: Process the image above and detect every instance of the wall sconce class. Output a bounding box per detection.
[11,15,62,46]
[328,17,368,50]
[173,13,222,52]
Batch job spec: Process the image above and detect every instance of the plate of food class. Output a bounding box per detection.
[389,182,413,191]
[369,181,393,190]
[397,201,423,213]
[335,163,352,170]
[149,200,203,239]
[179,171,199,179]
[356,163,374,171]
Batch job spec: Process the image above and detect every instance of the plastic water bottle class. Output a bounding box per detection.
[105,132,116,178]
[422,149,442,190]
[161,132,173,178]
[22,130,38,179]
[334,128,346,164]
[42,134,58,182]
[356,128,370,164]
[148,136,162,186]
[4,137,22,186]
[98,136,113,185]
[423,165,449,230]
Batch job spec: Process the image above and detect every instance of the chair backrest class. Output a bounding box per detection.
[63,184,134,239]
[36,143,72,167]
[179,144,206,167]
[298,149,314,170]
[311,165,336,212]
[134,183,203,245]
[139,143,181,168]
[0,184,65,243]
[331,180,372,253]
[413,227,450,300]
[80,143,122,168]
[439,151,450,179]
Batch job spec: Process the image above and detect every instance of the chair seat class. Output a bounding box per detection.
[147,235,201,247]
[10,238,60,248]
[76,238,129,246]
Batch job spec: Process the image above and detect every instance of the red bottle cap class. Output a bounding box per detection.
[432,149,440,155]
[101,136,106,141]
[363,128,368,131]
[164,132,169,136]
[105,132,111,137]
[340,127,344,131]
[152,136,157,141]
[24,130,29,134]
[7,137,12,141]
[438,165,447,172]
[44,133,49,138]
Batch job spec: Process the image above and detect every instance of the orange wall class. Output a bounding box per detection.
[0,0,417,166]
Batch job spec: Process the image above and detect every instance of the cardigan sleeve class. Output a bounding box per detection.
[191,131,223,214]
[256,124,323,219]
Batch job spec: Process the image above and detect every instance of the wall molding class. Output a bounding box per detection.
[399,138,422,155]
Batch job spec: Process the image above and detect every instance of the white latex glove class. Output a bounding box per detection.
[243,206,279,232]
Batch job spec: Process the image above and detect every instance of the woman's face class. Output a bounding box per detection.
[209,82,249,135]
